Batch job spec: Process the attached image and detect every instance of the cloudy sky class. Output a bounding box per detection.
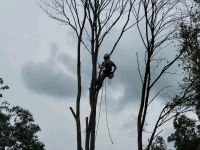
[0,1,184,150]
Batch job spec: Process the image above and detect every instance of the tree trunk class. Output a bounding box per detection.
[76,37,82,150]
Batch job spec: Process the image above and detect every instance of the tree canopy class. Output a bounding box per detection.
[177,0,200,119]
[0,102,45,149]
[148,136,167,150]
[0,78,44,149]
[168,115,200,150]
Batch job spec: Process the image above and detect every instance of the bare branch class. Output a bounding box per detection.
[148,86,172,106]
[136,52,144,84]
[70,107,76,118]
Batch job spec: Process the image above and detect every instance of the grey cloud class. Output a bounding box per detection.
[112,56,181,112]
[92,31,143,110]
[21,29,182,109]
[21,48,77,99]
[21,42,93,100]
[100,31,182,112]
[101,33,143,110]
[58,54,75,72]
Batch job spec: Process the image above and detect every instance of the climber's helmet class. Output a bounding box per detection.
[104,53,110,60]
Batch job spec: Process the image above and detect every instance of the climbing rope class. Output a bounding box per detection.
[104,79,114,144]
[95,82,104,140]
[108,78,111,85]
[95,79,114,144]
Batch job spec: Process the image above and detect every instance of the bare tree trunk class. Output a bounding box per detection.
[137,60,149,150]
[41,0,133,149]
[84,1,133,150]
[76,36,83,150]
[70,4,87,148]
[70,24,87,150]
[133,0,184,149]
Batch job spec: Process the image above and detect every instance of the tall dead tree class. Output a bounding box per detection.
[132,0,192,150]
[40,1,87,150]
[85,1,135,150]
[40,0,134,150]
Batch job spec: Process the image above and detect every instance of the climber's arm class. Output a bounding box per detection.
[112,63,117,73]
[99,62,105,70]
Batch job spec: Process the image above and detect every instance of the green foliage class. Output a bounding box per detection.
[171,5,200,147]
[0,78,45,149]
[0,78,9,98]
[168,115,200,150]
[149,136,168,150]
[178,0,200,119]
[0,102,45,149]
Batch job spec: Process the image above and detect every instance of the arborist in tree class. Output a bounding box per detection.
[96,53,117,90]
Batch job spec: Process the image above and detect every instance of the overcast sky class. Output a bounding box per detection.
[0,1,184,150]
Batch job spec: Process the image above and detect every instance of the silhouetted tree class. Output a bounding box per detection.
[40,0,134,150]
[176,0,200,119]
[168,115,200,150]
[0,78,44,150]
[132,0,188,149]
[166,1,200,149]
[0,103,45,150]
[0,78,9,97]
[148,136,168,150]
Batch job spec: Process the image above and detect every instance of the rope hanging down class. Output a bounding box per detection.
[95,83,104,140]
[104,79,114,144]
[95,79,114,144]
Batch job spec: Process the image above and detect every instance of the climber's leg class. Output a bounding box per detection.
[97,73,107,90]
